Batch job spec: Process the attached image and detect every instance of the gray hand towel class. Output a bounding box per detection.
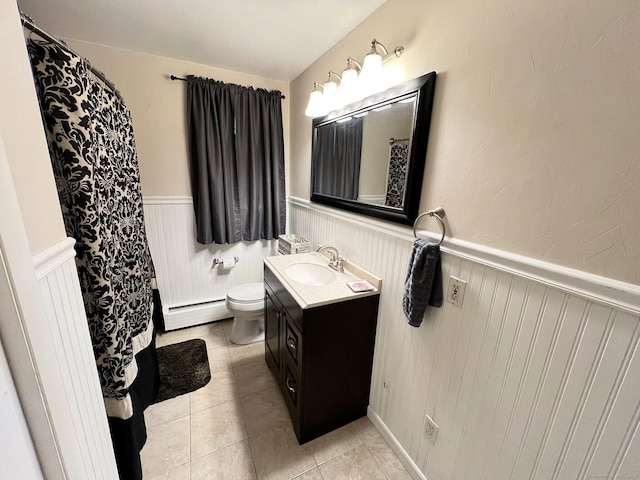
[403,239,443,327]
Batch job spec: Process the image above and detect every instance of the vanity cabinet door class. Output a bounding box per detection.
[264,286,281,377]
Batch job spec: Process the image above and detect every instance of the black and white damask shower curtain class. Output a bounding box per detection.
[385,142,410,208]
[28,39,160,480]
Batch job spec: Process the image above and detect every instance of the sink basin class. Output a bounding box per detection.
[286,263,336,286]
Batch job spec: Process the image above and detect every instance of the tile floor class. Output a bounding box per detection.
[141,319,412,480]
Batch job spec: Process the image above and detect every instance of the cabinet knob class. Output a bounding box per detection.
[286,377,296,395]
[287,337,297,351]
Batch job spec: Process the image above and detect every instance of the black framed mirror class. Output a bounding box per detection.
[310,72,436,225]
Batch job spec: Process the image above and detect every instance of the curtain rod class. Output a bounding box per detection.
[20,12,123,102]
[170,75,286,100]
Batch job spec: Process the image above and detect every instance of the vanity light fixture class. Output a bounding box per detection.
[360,39,404,97]
[304,38,405,118]
[339,57,362,104]
[304,82,327,118]
[322,71,342,112]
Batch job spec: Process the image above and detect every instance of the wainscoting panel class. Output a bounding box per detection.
[34,238,118,479]
[143,197,277,330]
[288,198,640,480]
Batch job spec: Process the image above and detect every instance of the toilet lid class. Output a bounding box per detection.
[227,282,264,303]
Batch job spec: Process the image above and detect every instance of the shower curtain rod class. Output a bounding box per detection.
[20,13,123,102]
[170,75,286,100]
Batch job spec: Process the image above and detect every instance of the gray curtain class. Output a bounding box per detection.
[312,117,363,200]
[187,76,286,244]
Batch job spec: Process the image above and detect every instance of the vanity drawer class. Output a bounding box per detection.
[282,356,301,439]
[284,316,302,368]
[284,366,299,406]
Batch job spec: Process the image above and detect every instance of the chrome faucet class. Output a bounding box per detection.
[316,245,344,272]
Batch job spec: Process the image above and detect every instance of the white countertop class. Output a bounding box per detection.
[264,252,382,309]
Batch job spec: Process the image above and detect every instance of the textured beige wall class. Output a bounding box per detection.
[290,0,640,284]
[0,0,66,254]
[65,40,290,197]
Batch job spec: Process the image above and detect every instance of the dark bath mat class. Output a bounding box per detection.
[153,338,211,404]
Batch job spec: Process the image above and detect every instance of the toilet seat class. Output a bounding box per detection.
[227,282,264,304]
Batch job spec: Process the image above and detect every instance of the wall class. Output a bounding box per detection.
[1,1,116,477]
[65,39,290,197]
[62,40,291,328]
[290,200,640,480]
[0,278,43,480]
[289,0,640,478]
[290,0,640,285]
[143,197,278,330]
[0,0,66,254]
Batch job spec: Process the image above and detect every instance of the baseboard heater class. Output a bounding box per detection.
[164,298,232,331]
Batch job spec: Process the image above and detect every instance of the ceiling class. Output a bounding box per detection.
[17,0,387,82]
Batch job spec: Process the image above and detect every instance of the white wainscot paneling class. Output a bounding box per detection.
[143,197,278,330]
[34,238,118,479]
[289,197,640,480]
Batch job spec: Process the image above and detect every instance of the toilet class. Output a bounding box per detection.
[226,282,265,345]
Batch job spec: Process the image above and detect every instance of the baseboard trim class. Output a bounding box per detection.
[32,237,76,280]
[164,299,232,331]
[288,197,640,316]
[367,406,427,480]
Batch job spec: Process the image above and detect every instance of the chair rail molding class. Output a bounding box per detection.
[288,196,640,316]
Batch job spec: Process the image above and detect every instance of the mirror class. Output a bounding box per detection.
[311,72,436,225]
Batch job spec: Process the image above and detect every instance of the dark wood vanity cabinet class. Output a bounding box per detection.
[264,265,380,444]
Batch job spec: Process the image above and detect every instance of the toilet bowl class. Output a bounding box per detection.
[226,282,265,345]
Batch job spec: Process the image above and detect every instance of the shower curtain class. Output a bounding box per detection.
[312,116,363,200]
[385,142,410,208]
[28,39,160,480]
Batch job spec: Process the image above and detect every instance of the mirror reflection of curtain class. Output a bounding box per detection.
[313,117,363,200]
[312,123,336,196]
[186,76,286,244]
[385,142,410,208]
[27,39,160,480]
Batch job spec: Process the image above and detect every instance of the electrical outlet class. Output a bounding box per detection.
[446,276,467,308]
[424,414,439,444]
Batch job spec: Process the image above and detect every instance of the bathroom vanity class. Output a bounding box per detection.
[263,252,381,444]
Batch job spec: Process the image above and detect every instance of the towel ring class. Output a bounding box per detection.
[412,207,446,245]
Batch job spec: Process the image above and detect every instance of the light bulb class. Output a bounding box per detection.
[322,80,339,112]
[339,67,359,105]
[359,52,384,97]
[305,88,327,118]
